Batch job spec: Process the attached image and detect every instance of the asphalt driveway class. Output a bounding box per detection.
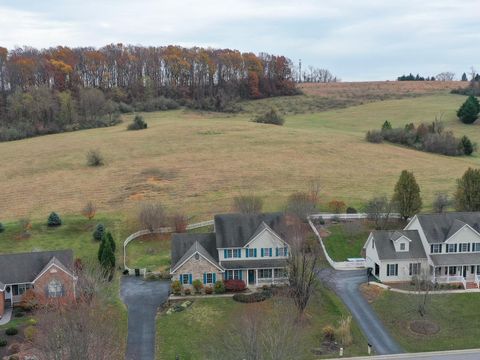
[121,276,170,360]
[317,268,404,355]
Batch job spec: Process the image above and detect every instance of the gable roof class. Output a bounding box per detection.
[370,230,426,260]
[214,212,285,248]
[416,212,480,243]
[170,233,217,271]
[0,250,73,289]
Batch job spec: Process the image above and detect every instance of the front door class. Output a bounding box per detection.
[462,266,467,278]
[248,270,256,285]
[375,263,380,276]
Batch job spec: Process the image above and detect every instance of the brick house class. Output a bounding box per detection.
[170,213,290,288]
[0,250,76,318]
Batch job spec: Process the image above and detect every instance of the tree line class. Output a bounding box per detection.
[0,44,298,141]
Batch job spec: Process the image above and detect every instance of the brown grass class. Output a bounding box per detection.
[359,283,384,303]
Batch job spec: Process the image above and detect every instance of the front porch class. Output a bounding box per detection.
[432,265,480,289]
[224,268,289,288]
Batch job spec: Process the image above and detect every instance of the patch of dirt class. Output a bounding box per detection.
[128,192,145,201]
[311,340,340,356]
[409,319,440,336]
[359,283,384,303]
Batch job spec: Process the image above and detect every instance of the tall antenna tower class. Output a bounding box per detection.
[298,59,302,83]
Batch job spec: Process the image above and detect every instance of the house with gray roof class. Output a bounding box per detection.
[170,213,290,288]
[364,212,480,288]
[0,250,77,319]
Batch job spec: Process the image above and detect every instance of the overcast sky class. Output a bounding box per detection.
[0,0,479,81]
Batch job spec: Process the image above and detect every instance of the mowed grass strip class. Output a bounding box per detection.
[371,290,480,352]
[1,92,479,220]
[156,286,367,359]
[322,223,372,261]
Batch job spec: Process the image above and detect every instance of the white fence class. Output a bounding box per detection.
[309,212,401,221]
[123,220,214,270]
[308,215,366,271]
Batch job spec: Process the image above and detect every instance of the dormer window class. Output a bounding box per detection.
[400,243,405,251]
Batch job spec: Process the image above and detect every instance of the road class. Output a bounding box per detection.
[317,268,404,355]
[331,348,480,359]
[120,276,170,360]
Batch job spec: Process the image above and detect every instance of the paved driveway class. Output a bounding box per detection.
[331,348,480,360]
[317,268,404,355]
[120,276,170,360]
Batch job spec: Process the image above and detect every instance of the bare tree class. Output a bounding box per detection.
[171,212,188,233]
[412,266,434,317]
[34,262,124,360]
[138,202,167,231]
[81,201,97,220]
[307,179,321,205]
[285,192,316,222]
[364,195,396,230]
[232,194,264,214]
[213,299,303,360]
[287,219,319,317]
[432,192,451,213]
[435,72,455,81]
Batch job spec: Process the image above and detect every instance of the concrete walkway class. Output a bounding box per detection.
[120,277,170,360]
[317,268,404,355]
[0,307,12,325]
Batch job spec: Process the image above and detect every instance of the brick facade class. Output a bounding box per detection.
[0,291,4,317]
[173,255,222,287]
[33,265,75,305]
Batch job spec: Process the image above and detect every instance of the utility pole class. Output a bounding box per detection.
[298,59,302,83]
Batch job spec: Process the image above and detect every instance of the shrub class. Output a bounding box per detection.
[233,292,267,303]
[381,120,392,130]
[232,195,263,214]
[460,135,475,155]
[24,326,36,341]
[327,200,346,214]
[5,327,18,336]
[47,212,62,227]
[81,201,97,220]
[0,222,4,233]
[27,318,38,326]
[118,102,134,113]
[14,311,25,318]
[93,223,105,241]
[253,108,285,126]
[122,269,129,275]
[0,338,6,347]
[457,95,480,124]
[336,316,353,346]
[214,280,225,294]
[127,115,148,130]
[224,279,246,292]
[346,206,357,214]
[184,288,191,295]
[365,130,383,143]
[171,280,182,295]
[322,325,336,341]
[172,213,188,233]
[192,279,203,294]
[86,149,104,167]
[205,287,213,294]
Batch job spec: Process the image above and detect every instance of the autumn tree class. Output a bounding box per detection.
[82,201,97,220]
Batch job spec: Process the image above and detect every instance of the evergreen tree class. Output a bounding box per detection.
[392,170,422,220]
[100,238,116,270]
[381,120,392,131]
[98,231,116,262]
[93,223,105,241]
[47,212,62,227]
[457,95,480,124]
[462,72,468,81]
[460,135,474,155]
[455,168,480,211]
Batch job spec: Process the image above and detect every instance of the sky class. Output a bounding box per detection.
[0,0,479,81]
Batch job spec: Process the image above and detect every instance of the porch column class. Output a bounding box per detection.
[255,269,258,286]
[272,269,275,285]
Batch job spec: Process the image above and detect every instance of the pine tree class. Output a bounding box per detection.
[93,223,105,241]
[100,238,115,270]
[47,212,62,227]
[462,72,468,81]
[455,168,480,211]
[392,170,422,220]
[381,120,392,131]
[460,135,474,155]
[457,95,480,124]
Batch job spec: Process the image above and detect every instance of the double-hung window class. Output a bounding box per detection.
[246,248,257,258]
[473,243,480,252]
[274,268,287,278]
[47,280,64,298]
[446,244,457,253]
[233,249,241,258]
[409,263,421,276]
[386,264,398,276]
[225,270,242,280]
[276,247,288,257]
[180,274,191,285]
[431,244,442,254]
[399,243,406,251]
[459,243,470,252]
[261,248,272,257]
[258,269,272,279]
[203,273,215,284]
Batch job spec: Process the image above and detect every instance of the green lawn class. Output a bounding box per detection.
[322,223,371,261]
[156,286,367,359]
[371,290,480,352]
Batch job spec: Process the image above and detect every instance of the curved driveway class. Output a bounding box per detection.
[121,276,170,360]
[318,268,404,355]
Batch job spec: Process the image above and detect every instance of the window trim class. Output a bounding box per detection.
[386,264,398,277]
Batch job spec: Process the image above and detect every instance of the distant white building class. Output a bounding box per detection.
[364,212,480,289]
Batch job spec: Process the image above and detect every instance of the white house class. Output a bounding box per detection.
[364,212,480,289]
[170,213,290,287]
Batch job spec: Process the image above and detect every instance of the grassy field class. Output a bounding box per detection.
[156,286,367,359]
[1,85,478,222]
[371,290,480,352]
[322,223,372,261]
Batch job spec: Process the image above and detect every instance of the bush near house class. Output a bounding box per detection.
[233,292,268,303]
[171,280,182,295]
[192,279,203,294]
[224,279,246,292]
[47,212,62,227]
[205,287,213,295]
[4,328,18,336]
[214,280,225,294]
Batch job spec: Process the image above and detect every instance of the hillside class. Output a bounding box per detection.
[0,85,477,221]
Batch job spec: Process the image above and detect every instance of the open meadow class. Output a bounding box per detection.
[0,82,476,223]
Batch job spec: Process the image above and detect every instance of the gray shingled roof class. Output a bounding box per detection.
[221,259,288,269]
[0,250,73,288]
[170,233,217,271]
[416,212,480,243]
[430,253,480,266]
[371,230,427,260]
[214,212,285,249]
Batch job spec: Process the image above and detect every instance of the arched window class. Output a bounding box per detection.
[47,280,64,298]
